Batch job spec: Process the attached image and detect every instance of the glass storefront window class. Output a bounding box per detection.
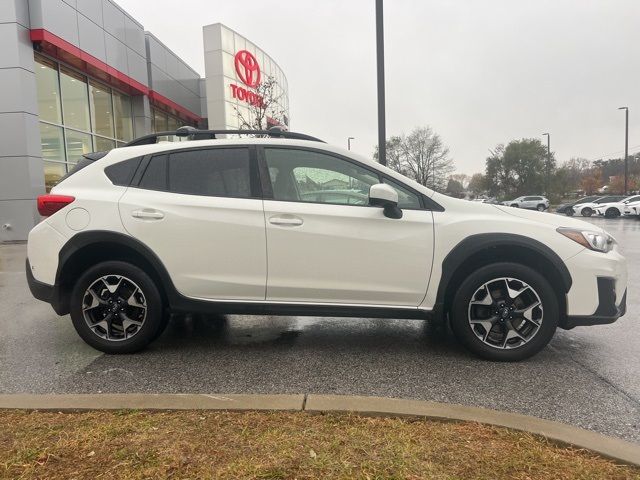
[35,55,137,191]
[167,115,179,131]
[43,161,66,193]
[60,66,90,131]
[113,92,133,141]
[95,136,116,152]
[89,80,114,138]
[39,123,65,163]
[153,109,168,132]
[65,129,92,164]
[35,56,62,124]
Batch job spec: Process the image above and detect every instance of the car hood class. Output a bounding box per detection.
[491,204,605,232]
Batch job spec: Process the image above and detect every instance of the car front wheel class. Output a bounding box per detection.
[604,207,620,219]
[449,262,558,361]
[581,207,593,217]
[536,204,545,211]
[70,261,165,354]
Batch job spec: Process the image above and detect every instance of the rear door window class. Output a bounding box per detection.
[138,154,168,191]
[168,148,252,198]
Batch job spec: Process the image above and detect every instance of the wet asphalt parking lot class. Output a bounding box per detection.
[1,216,639,442]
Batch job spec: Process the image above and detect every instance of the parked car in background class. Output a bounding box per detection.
[623,201,640,217]
[572,196,626,217]
[556,196,600,216]
[595,195,640,218]
[502,196,549,211]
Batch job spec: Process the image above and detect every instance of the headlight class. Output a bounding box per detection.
[557,227,615,253]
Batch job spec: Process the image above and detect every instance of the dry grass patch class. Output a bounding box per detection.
[0,410,638,479]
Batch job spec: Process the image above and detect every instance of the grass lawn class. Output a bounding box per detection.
[1,410,638,479]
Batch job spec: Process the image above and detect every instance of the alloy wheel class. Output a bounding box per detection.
[467,277,543,350]
[82,274,147,341]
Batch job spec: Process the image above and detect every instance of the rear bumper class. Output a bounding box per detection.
[26,259,66,315]
[563,278,627,329]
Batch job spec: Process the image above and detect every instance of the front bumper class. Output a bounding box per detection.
[564,278,627,329]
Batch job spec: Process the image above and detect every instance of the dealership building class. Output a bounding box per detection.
[1,0,289,241]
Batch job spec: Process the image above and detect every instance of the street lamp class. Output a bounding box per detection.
[618,107,629,195]
[376,0,386,165]
[348,137,355,150]
[542,133,550,195]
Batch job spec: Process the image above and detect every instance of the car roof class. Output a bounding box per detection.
[91,137,439,200]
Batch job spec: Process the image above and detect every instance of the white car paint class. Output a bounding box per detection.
[595,195,640,216]
[501,196,550,210]
[27,137,626,325]
[623,201,640,216]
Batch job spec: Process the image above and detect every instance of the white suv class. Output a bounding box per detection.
[502,196,550,211]
[26,129,627,361]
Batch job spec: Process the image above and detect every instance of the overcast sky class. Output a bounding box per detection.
[117,0,639,174]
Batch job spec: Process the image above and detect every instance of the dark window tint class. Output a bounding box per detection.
[139,154,167,190]
[168,148,251,198]
[104,157,142,186]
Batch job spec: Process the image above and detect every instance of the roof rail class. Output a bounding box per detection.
[124,126,324,147]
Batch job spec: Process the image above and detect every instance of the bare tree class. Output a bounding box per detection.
[233,75,288,131]
[374,127,454,191]
[396,127,454,190]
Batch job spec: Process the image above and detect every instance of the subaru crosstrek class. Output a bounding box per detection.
[26,128,627,361]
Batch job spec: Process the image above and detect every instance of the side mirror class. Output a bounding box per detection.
[369,183,403,219]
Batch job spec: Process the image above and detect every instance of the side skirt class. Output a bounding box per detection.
[169,297,432,320]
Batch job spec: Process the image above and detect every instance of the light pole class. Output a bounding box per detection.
[542,133,550,195]
[347,137,355,150]
[375,0,386,166]
[618,107,629,195]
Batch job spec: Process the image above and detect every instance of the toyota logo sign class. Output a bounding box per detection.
[234,50,261,88]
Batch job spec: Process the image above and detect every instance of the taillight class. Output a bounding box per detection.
[37,194,75,216]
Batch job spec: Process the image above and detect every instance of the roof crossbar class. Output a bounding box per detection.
[125,126,324,147]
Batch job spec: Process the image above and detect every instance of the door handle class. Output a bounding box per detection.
[132,209,164,220]
[269,215,303,227]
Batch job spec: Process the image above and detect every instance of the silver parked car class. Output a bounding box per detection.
[502,196,550,211]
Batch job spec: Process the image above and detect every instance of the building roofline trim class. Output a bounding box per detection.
[30,29,201,122]
[148,90,202,122]
[30,28,150,95]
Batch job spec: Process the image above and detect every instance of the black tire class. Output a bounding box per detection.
[604,207,620,219]
[582,207,593,217]
[510,203,519,208]
[70,261,165,354]
[449,262,559,361]
[536,204,545,212]
[565,208,574,216]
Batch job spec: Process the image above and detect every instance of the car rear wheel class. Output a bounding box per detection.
[449,262,558,361]
[604,207,620,219]
[70,261,166,354]
[536,204,545,211]
[581,207,593,217]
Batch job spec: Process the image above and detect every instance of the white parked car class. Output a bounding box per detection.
[572,195,626,217]
[26,128,627,361]
[595,195,640,218]
[502,196,549,211]
[623,201,640,217]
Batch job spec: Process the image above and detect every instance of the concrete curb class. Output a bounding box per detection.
[1,393,638,466]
